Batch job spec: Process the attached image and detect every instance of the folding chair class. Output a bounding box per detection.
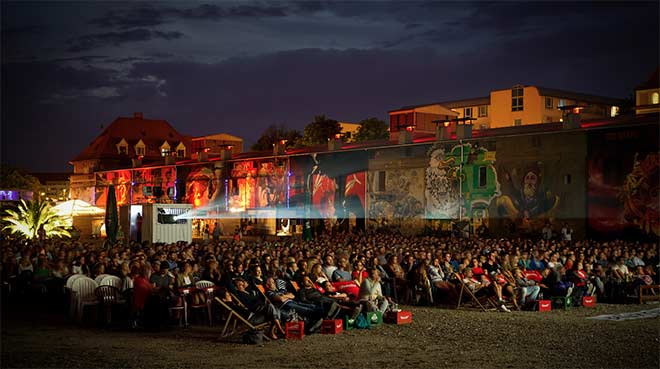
[454,273,488,311]
[214,296,270,339]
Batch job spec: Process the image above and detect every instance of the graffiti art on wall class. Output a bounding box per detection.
[368,168,425,230]
[425,143,500,221]
[619,153,659,235]
[495,163,558,231]
[588,127,659,238]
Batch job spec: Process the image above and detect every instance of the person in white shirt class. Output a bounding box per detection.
[561,222,572,242]
[359,268,389,313]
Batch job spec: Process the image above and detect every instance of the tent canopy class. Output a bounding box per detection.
[53,199,105,217]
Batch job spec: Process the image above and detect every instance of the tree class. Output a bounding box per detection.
[1,199,70,240]
[0,165,41,194]
[251,124,302,151]
[301,115,341,147]
[353,117,389,142]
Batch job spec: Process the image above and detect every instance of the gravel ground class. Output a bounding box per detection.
[2,302,659,369]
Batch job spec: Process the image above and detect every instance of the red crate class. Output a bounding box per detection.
[285,321,304,340]
[582,296,596,307]
[538,300,552,311]
[321,319,343,334]
[385,310,413,325]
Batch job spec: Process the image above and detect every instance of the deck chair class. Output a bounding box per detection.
[454,273,488,312]
[214,296,270,339]
[71,277,99,323]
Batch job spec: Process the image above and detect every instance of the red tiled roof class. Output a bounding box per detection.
[71,114,191,162]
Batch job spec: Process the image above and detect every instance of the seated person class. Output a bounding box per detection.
[513,268,540,307]
[331,256,352,282]
[226,277,285,339]
[150,261,174,289]
[461,267,510,312]
[297,277,360,320]
[359,268,390,313]
[264,277,324,333]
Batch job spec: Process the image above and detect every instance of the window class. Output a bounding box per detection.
[118,145,127,155]
[177,149,185,157]
[136,146,145,156]
[610,106,620,117]
[558,99,566,108]
[512,86,524,111]
[377,171,386,192]
[161,148,170,157]
[564,174,572,185]
[478,106,488,117]
[545,97,553,109]
[652,92,659,105]
[478,166,487,187]
[464,107,473,118]
[514,119,522,126]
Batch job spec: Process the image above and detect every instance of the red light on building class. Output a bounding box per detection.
[405,125,415,132]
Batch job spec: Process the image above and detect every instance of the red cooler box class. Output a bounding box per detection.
[538,300,552,312]
[285,321,304,340]
[385,310,413,325]
[582,296,596,307]
[321,319,343,334]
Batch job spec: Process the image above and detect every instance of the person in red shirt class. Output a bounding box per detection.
[133,265,154,312]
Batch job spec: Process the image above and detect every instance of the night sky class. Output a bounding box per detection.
[1,1,658,172]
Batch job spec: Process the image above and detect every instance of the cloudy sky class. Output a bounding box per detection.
[1,1,658,172]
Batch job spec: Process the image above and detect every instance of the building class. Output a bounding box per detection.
[389,85,623,139]
[338,122,361,142]
[30,172,71,202]
[635,67,660,115]
[191,133,243,160]
[69,80,658,241]
[69,112,192,205]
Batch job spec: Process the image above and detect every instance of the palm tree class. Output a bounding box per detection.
[1,199,70,239]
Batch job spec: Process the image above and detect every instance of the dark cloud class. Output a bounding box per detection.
[405,23,422,30]
[90,5,166,29]
[66,28,185,52]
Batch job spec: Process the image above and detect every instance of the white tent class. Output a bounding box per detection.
[53,199,105,217]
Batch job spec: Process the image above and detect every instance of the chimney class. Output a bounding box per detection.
[273,140,286,156]
[562,106,583,129]
[134,112,143,119]
[131,157,143,167]
[456,123,472,139]
[328,135,343,151]
[436,122,451,140]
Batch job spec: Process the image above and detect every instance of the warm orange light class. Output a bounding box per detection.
[279,139,287,145]
[203,148,210,153]
[443,121,450,127]
[572,107,583,114]
[335,133,342,139]
[406,125,415,132]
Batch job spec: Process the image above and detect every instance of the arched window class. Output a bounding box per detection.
[651,92,659,105]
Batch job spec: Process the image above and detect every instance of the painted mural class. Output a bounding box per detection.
[133,166,176,204]
[94,170,131,207]
[588,127,659,238]
[186,165,220,209]
[425,143,500,222]
[256,161,287,208]
[495,162,558,232]
[229,160,256,211]
[368,167,425,230]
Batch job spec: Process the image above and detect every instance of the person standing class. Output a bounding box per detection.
[561,222,573,242]
[212,221,221,241]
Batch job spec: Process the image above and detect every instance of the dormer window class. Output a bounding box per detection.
[175,142,186,158]
[116,138,128,155]
[160,141,171,157]
[135,139,145,156]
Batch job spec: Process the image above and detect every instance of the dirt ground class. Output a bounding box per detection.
[2,301,658,369]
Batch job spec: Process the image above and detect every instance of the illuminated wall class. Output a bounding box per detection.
[588,126,659,238]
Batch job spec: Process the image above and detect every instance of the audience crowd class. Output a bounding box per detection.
[2,229,658,337]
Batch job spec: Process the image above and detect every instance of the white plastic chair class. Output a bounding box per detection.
[66,274,88,319]
[71,277,99,323]
[94,274,111,285]
[100,275,122,289]
[195,280,215,289]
